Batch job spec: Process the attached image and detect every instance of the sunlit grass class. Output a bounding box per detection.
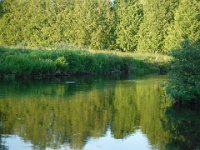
[0,47,170,79]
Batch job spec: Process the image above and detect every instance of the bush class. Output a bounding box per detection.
[167,40,200,104]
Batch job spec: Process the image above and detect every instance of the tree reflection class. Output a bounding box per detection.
[1,77,199,149]
[111,83,139,138]
[162,106,200,150]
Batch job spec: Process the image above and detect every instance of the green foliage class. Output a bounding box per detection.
[0,0,114,50]
[137,0,179,53]
[0,1,3,17]
[0,0,198,53]
[164,0,200,52]
[0,47,169,79]
[115,0,143,51]
[167,40,200,103]
[3,55,56,75]
[55,56,68,71]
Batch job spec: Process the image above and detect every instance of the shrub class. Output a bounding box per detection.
[55,57,68,71]
[167,40,200,104]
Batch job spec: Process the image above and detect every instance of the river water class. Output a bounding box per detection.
[0,75,199,150]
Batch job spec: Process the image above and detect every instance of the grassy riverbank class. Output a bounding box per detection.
[0,47,170,80]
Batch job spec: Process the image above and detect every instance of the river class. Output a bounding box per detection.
[0,75,199,150]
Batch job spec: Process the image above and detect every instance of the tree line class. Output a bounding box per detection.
[0,0,199,53]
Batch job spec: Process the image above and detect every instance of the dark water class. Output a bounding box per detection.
[0,76,199,150]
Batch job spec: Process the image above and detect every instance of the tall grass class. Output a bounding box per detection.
[0,47,170,79]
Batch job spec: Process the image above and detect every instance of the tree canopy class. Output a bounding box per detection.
[0,0,199,53]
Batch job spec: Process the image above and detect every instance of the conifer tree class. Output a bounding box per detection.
[89,0,114,50]
[0,0,198,53]
[164,0,200,52]
[0,0,24,46]
[115,0,143,51]
[71,0,114,50]
[137,0,179,53]
[0,1,3,17]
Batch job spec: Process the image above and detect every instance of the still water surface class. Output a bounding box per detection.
[0,76,199,150]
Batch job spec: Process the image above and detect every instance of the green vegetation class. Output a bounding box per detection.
[137,0,180,53]
[0,0,114,50]
[0,0,199,103]
[167,40,200,104]
[115,0,143,51]
[0,0,199,53]
[0,47,170,79]
[0,0,199,81]
[164,0,200,52]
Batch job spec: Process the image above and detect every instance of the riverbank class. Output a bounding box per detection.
[0,47,171,80]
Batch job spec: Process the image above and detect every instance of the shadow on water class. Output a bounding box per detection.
[162,105,200,150]
[0,75,199,149]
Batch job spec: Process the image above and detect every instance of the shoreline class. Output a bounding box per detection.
[0,47,170,81]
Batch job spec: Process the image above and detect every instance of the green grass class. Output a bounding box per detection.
[0,47,171,80]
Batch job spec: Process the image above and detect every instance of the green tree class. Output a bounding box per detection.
[115,0,143,51]
[0,1,3,17]
[137,0,179,53]
[167,40,200,103]
[0,0,24,46]
[164,0,200,52]
[71,0,114,50]
[89,0,115,50]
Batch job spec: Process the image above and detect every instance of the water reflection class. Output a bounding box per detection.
[162,106,200,150]
[0,76,199,150]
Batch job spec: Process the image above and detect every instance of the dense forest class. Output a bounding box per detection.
[0,0,199,53]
